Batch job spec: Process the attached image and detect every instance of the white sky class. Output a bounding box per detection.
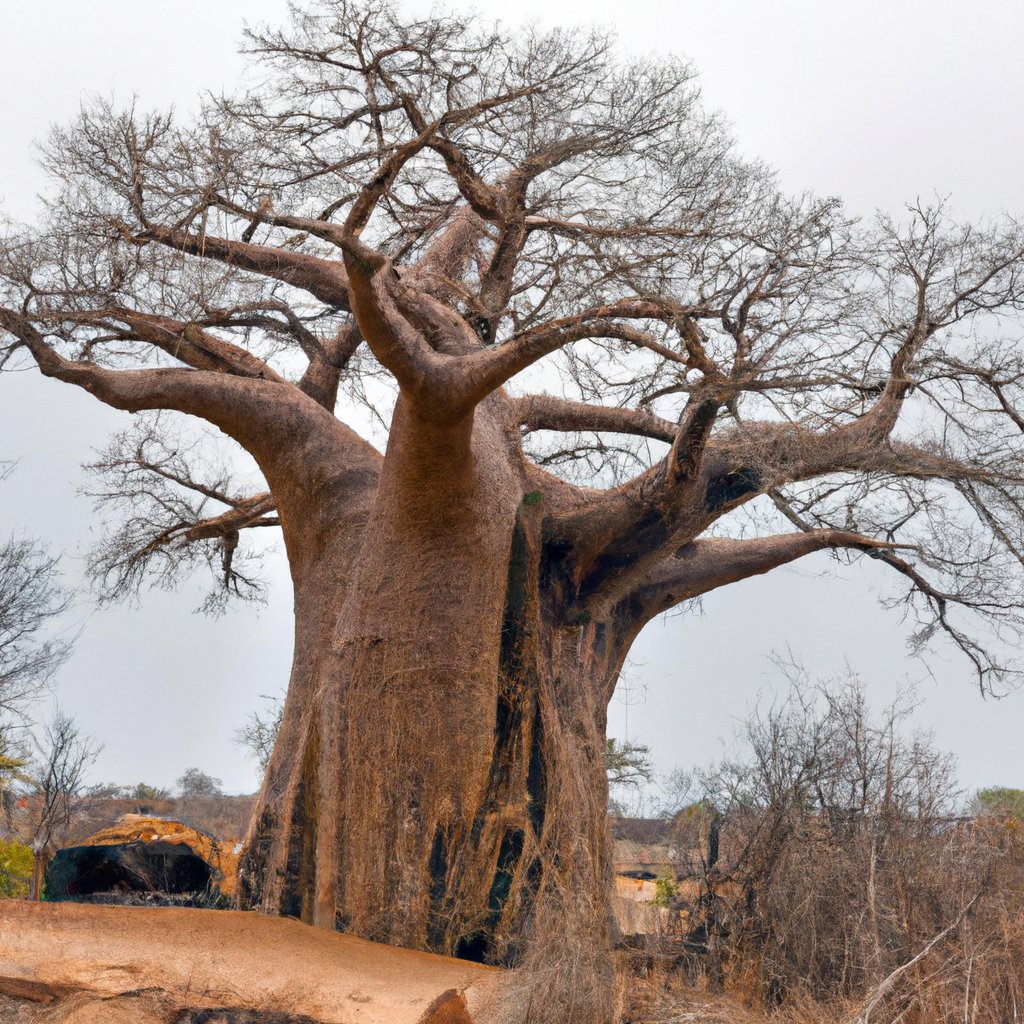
[1,0,1022,797]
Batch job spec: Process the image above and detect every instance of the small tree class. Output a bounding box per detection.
[22,710,100,899]
[0,837,33,898]
[130,781,171,802]
[606,737,653,815]
[0,463,73,827]
[235,693,284,773]
[176,767,223,797]
[0,463,72,720]
[652,868,678,909]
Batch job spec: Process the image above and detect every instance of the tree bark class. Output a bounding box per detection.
[239,396,621,1018]
[29,851,47,902]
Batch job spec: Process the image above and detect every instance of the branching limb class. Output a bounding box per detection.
[296,322,362,411]
[627,530,915,627]
[65,307,288,382]
[514,395,677,442]
[0,308,380,493]
[181,493,279,543]
[341,264,460,401]
[766,488,1021,689]
[547,393,1018,626]
[0,307,286,443]
[212,194,352,251]
[405,206,487,298]
[193,304,362,410]
[137,225,351,308]
[457,300,710,402]
[85,422,279,610]
[704,420,1024,495]
[348,83,513,227]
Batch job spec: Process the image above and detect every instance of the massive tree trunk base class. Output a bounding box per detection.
[0,902,499,1023]
[237,402,623,1022]
[239,606,621,1023]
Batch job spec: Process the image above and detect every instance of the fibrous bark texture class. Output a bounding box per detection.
[241,394,621,1013]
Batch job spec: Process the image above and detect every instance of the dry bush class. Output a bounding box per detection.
[631,671,1024,1024]
[17,793,257,848]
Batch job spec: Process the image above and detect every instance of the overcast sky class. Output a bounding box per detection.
[1,0,1022,798]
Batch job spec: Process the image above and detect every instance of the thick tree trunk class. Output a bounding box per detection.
[240,397,623,1020]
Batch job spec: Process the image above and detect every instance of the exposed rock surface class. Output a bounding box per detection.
[0,903,499,1023]
[45,816,240,902]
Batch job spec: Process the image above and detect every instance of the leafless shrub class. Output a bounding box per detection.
[0,493,72,719]
[235,693,284,773]
[640,668,1024,1024]
[18,709,100,898]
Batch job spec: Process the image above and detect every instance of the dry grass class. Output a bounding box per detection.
[63,795,255,846]
[612,815,1024,1024]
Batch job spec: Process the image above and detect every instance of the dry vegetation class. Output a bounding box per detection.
[2,716,1023,1024]
[614,676,1024,1024]
[65,793,254,846]
[619,818,1024,1024]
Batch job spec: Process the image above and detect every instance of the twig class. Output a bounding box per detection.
[854,894,979,1024]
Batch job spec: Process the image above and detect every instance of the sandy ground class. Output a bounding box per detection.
[0,902,502,1024]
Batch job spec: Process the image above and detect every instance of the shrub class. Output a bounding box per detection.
[653,869,678,909]
[0,838,32,898]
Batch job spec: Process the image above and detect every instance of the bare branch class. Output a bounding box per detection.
[138,225,351,308]
[628,530,912,626]
[514,395,677,442]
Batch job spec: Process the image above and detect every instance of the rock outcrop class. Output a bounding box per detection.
[45,815,240,902]
[0,902,500,1023]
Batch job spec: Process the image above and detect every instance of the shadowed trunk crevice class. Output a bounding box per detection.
[240,809,275,911]
[281,721,320,921]
[440,504,549,964]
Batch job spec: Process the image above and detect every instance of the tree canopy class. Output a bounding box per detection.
[176,767,224,798]
[2,3,1022,689]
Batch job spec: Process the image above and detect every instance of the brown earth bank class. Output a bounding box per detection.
[0,902,500,1024]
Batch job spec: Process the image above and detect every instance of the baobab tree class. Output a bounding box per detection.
[2,2,1024,1017]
